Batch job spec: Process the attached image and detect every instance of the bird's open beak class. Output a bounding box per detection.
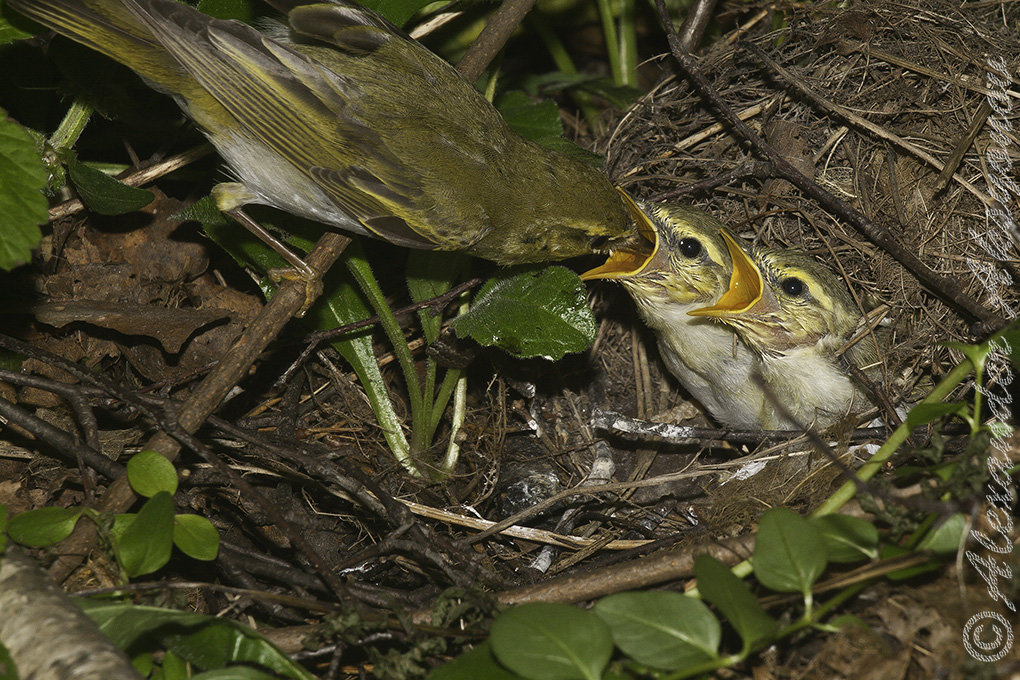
[580,189,657,281]
[687,231,765,318]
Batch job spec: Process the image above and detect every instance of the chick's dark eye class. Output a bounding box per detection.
[780,277,805,296]
[678,238,702,258]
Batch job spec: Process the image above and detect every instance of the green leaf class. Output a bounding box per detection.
[0,639,15,680]
[695,554,778,652]
[406,250,468,343]
[945,340,992,374]
[0,3,35,43]
[753,508,828,596]
[0,505,7,553]
[7,506,83,547]
[63,151,154,215]
[355,0,433,27]
[905,401,968,429]
[451,267,596,359]
[0,110,47,270]
[190,667,283,679]
[126,450,179,498]
[313,240,410,462]
[811,515,879,562]
[197,0,253,21]
[827,614,870,630]
[78,601,316,679]
[997,320,1020,368]
[496,91,563,143]
[173,514,220,561]
[0,642,15,680]
[116,491,175,577]
[428,642,522,680]
[917,513,966,555]
[880,545,943,580]
[593,591,720,670]
[160,650,188,680]
[490,603,613,680]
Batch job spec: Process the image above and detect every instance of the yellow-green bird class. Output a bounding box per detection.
[690,242,878,429]
[9,0,642,265]
[582,201,770,430]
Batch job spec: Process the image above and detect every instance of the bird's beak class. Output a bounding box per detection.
[687,231,767,318]
[580,189,657,281]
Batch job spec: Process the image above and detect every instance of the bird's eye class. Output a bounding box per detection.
[678,238,702,258]
[780,277,805,296]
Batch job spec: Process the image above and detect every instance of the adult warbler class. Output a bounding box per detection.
[10,0,642,265]
[582,201,768,430]
[690,240,878,429]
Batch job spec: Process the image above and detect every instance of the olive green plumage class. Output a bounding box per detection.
[10,0,639,263]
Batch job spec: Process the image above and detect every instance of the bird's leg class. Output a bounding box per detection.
[213,182,323,314]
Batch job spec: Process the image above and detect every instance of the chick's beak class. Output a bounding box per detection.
[581,189,657,281]
[687,231,765,318]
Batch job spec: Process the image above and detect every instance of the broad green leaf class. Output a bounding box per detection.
[126,450,179,497]
[0,111,47,270]
[827,614,869,630]
[406,250,468,343]
[428,642,522,680]
[490,603,613,680]
[0,3,34,43]
[945,340,992,374]
[593,591,720,670]
[353,0,433,26]
[132,651,155,676]
[316,240,410,462]
[173,514,220,561]
[905,401,968,429]
[116,491,175,577]
[811,515,879,562]
[496,91,563,143]
[190,668,282,679]
[7,506,83,547]
[998,320,1020,367]
[695,554,778,653]
[0,505,7,553]
[917,513,967,555]
[160,650,188,680]
[78,602,315,680]
[63,151,154,215]
[187,199,291,284]
[0,639,16,680]
[451,267,596,359]
[753,508,827,595]
[880,545,943,580]
[197,0,253,21]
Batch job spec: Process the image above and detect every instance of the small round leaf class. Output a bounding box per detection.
[126,450,178,497]
[173,514,220,561]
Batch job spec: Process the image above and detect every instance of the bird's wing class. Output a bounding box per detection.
[123,0,437,248]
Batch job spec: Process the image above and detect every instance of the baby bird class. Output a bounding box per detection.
[690,242,878,429]
[582,199,766,430]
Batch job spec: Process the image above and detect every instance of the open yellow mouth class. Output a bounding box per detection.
[687,230,763,317]
[580,189,658,281]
